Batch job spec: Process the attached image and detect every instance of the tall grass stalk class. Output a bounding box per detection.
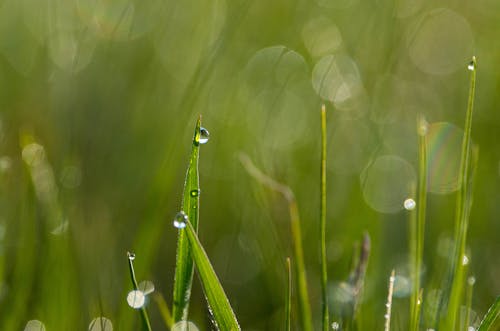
[127,252,152,331]
[285,257,292,331]
[239,153,313,331]
[172,116,202,322]
[441,56,477,330]
[410,114,428,331]
[384,270,396,331]
[320,104,329,331]
[153,292,174,329]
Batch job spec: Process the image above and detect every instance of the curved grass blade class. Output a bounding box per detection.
[153,292,174,329]
[441,56,477,330]
[285,257,292,331]
[183,219,241,330]
[127,252,152,331]
[239,153,313,331]
[477,296,500,331]
[172,116,202,322]
[320,104,329,331]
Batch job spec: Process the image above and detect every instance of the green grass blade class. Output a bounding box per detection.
[384,270,396,331]
[410,115,428,331]
[127,252,153,331]
[477,296,500,331]
[442,56,477,330]
[183,219,241,330]
[153,292,174,329]
[285,257,292,331]
[239,154,313,331]
[320,104,329,331]
[172,116,202,322]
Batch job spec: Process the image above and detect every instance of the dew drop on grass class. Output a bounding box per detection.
[173,211,188,229]
[468,276,476,286]
[127,290,146,309]
[404,198,416,210]
[190,189,200,197]
[127,252,136,261]
[199,127,210,144]
[88,317,113,331]
[331,321,340,330]
[24,320,46,331]
[467,58,476,71]
[462,255,470,266]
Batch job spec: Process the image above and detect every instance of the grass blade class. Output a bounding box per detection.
[384,270,396,331]
[183,219,241,330]
[285,257,292,331]
[477,296,500,331]
[410,115,428,331]
[320,104,329,331]
[172,116,202,322]
[153,292,174,329]
[441,56,477,330]
[239,154,313,331]
[127,252,152,331]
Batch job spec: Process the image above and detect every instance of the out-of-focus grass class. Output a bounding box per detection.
[0,0,499,330]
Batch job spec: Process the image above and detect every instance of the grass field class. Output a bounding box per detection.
[0,1,499,330]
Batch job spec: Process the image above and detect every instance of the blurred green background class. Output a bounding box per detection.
[0,0,499,330]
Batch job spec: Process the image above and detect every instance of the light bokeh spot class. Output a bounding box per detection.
[24,320,46,331]
[407,8,474,75]
[138,280,155,295]
[88,317,113,331]
[171,321,200,331]
[126,290,145,309]
[360,155,416,213]
[312,53,364,111]
[302,17,342,59]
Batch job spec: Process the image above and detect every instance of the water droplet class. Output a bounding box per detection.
[462,255,469,265]
[127,252,136,261]
[199,127,210,144]
[417,299,422,305]
[24,320,46,331]
[467,276,476,286]
[190,189,200,197]
[467,326,476,331]
[467,57,476,71]
[126,290,145,309]
[331,321,340,330]
[404,198,416,210]
[173,211,188,229]
[384,313,390,319]
[88,317,113,331]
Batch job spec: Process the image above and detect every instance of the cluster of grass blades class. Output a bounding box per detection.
[124,57,499,331]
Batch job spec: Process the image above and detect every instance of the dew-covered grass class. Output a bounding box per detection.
[0,1,500,331]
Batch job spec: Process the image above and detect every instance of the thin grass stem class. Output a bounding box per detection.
[127,252,153,331]
[285,257,292,331]
[239,153,313,331]
[384,270,396,331]
[442,56,477,330]
[320,104,329,331]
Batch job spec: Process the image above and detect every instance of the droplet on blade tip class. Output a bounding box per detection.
[127,252,135,261]
[199,127,210,144]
